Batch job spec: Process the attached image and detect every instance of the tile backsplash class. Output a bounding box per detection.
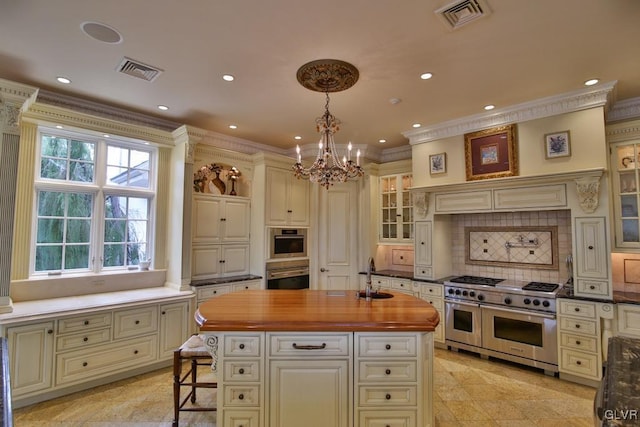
[451,210,572,283]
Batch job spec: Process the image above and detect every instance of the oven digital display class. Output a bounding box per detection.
[493,316,543,347]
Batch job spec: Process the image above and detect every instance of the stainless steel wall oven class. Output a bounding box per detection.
[266,259,310,290]
[269,228,307,259]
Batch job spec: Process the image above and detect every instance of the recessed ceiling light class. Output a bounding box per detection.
[229,125,237,129]
[103,134,110,138]
[56,125,63,129]
[484,105,495,111]
[157,105,169,111]
[584,78,599,86]
[389,98,402,105]
[379,139,386,144]
[420,72,433,80]
[222,74,235,82]
[294,136,302,140]
[56,76,71,84]
[412,123,421,128]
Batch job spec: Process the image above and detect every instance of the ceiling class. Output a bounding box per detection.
[1,0,640,153]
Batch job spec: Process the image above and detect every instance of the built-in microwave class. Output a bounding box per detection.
[269,228,307,259]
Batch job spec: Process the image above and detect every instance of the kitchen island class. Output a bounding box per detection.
[196,289,439,427]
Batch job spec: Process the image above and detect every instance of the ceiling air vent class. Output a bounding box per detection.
[116,57,163,82]
[435,0,491,30]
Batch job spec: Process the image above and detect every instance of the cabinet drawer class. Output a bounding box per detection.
[358,361,417,382]
[617,304,640,338]
[222,384,261,406]
[558,300,597,318]
[421,297,444,311]
[414,266,432,278]
[232,281,261,292]
[57,312,111,334]
[559,348,600,379]
[559,332,597,353]
[419,283,442,297]
[575,279,610,297]
[358,385,417,406]
[269,333,350,357]
[359,410,417,427]
[56,335,157,385]
[222,410,261,427]
[224,334,262,358]
[223,360,261,382]
[113,306,158,339]
[559,317,597,335]
[371,276,390,289]
[197,284,232,301]
[390,279,412,292]
[358,334,417,358]
[56,327,111,351]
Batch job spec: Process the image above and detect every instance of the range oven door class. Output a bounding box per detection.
[445,300,482,348]
[481,305,558,366]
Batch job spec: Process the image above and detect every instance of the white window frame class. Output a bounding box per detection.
[31,126,157,277]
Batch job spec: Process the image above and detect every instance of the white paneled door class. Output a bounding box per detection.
[317,181,359,290]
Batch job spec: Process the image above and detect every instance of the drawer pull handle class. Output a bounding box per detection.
[83,337,88,342]
[83,362,88,367]
[239,343,245,350]
[575,324,581,329]
[84,320,89,326]
[385,369,391,375]
[589,285,595,290]
[292,343,327,350]
[385,344,391,350]
[134,350,138,354]
[135,320,140,325]
[238,393,245,400]
[576,340,581,345]
[574,307,580,312]
[576,360,582,366]
[48,329,53,334]
[385,393,391,400]
[588,245,594,250]
[239,368,245,374]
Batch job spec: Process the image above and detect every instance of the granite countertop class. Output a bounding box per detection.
[558,286,640,305]
[190,274,262,287]
[360,269,444,284]
[601,336,640,426]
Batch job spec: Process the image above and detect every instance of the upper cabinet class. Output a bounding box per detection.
[379,174,413,242]
[192,194,250,243]
[266,166,310,227]
[611,141,640,250]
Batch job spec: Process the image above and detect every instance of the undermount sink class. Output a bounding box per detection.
[358,291,394,299]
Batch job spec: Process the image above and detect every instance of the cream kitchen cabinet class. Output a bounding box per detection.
[192,194,250,243]
[192,279,262,306]
[159,301,190,359]
[611,140,640,249]
[573,217,612,300]
[6,321,54,397]
[265,167,309,226]
[413,221,432,279]
[416,282,444,345]
[192,244,250,279]
[379,174,413,242]
[616,304,640,338]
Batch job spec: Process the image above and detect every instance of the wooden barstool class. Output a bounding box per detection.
[172,334,217,427]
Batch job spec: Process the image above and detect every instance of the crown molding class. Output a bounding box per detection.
[403,81,617,145]
[605,117,640,143]
[173,124,286,157]
[0,79,38,134]
[607,97,640,123]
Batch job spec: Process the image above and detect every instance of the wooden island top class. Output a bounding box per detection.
[195,289,440,332]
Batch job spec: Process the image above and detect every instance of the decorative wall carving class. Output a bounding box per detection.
[575,175,601,214]
[413,191,429,218]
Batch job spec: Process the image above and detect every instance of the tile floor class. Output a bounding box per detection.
[13,348,596,426]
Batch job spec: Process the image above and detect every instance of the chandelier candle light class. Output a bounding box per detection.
[292,59,364,189]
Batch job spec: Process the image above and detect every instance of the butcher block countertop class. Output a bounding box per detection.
[195,289,440,332]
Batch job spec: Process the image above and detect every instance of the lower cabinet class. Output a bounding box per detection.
[416,282,445,345]
[617,304,640,338]
[2,296,191,408]
[210,330,434,427]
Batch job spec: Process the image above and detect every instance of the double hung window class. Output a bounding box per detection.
[33,128,156,275]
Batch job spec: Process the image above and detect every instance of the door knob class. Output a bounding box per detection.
[320,267,329,272]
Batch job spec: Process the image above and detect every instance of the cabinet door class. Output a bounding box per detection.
[266,168,289,225]
[574,217,608,279]
[380,174,413,242]
[193,196,222,242]
[223,199,250,242]
[222,245,250,276]
[414,221,432,267]
[192,245,223,278]
[269,359,349,427]
[288,176,309,226]
[159,301,189,358]
[7,322,54,396]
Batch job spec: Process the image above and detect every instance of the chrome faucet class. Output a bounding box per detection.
[365,257,375,300]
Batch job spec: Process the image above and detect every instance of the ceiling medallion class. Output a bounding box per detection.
[293,59,363,189]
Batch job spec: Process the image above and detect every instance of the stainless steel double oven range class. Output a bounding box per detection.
[444,275,562,375]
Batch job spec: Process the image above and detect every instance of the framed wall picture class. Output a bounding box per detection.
[464,124,518,181]
[544,130,571,159]
[429,152,446,175]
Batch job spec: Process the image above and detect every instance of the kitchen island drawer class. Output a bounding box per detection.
[223,360,261,382]
[559,348,599,378]
[559,317,597,335]
[558,300,597,318]
[559,332,597,353]
[357,334,417,357]
[358,385,417,406]
[359,410,417,427]
[269,333,350,357]
[222,410,261,427]
[56,327,111,351]
[222,384,261,406]
[113,305,158,339]
[57,312,111,334]
[358,360,417,382]
[224,334,262,357]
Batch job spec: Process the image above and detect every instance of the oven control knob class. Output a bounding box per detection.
[523,298,531,305]
[504,297,512,305]
[469,291,476,297]
[532,299,541,306]
[462,290,468,296]
[477,294,485,301]
[542,300,550,307]
[448,289,455,295]
[455,289,461,295]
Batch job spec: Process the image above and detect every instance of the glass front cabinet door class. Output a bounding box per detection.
[612,141,640,248]
[380,174,413,242]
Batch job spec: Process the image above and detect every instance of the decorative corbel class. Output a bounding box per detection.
[413,191,430,218]
[574,175,601,214]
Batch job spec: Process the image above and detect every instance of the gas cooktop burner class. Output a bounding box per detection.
[522,282,559,292]
[449,275,504,286]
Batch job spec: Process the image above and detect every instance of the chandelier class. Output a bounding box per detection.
[292,59,364,189]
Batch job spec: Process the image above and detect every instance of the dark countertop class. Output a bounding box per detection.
[558,286,640,305]
[359,269,445,284]
[601,336,640,426]
[190,274,262,287]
